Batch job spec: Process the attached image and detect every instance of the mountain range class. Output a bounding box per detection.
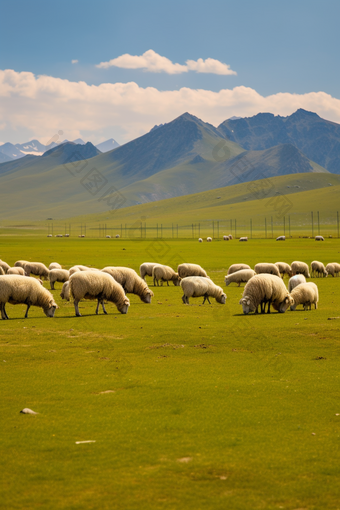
[0,109,339,221]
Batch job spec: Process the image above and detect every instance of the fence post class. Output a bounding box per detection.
[311,211,314,237]
[283,216,285,236]
[235,219,237,238]
[217,221,219,239]
[317,211,320,235]
[271,216,273,238]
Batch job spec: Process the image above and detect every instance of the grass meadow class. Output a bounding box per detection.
[1,236,340,509]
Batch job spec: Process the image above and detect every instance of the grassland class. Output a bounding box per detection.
[1,236,340,509]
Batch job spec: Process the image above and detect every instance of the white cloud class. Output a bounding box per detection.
[96,50,236,75]
[1,69,340,145]
[71,60,79,64]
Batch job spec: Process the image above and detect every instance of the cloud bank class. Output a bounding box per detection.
[1,69,340,144]
[96,49,237,75]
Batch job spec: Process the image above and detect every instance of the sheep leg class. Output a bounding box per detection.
[101,301,108,314]
[50,282,55,290]
[182,295,187,304]
[1,303,8,320]
[24,304,31,318]
[95,300,101,314]
[167,281,169,286]
[74,300,82,317]
[3,303,9,320]
[266,299,272,314]
[260,301,266,314]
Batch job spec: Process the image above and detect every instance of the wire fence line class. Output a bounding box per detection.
[46,210,340,239]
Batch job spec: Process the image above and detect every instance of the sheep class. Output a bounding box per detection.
[207,237,212,242]
[14,260,29,269]
[198,238,203,242]
[0,267,5,276]
[177,263,208,279]
[326,263,340,277]
[101,267,154,303]
[47,234,52,237]
[311,260,328,278]
[106,235,111,238]
[115,234,120,238]
[239,237,248,242]
[49,269,70,290]
[239,274,293,314]
[60,281,70,301]
[276,236,285,241]
[24,262,50,280]
[275,262,293,278]
[229,234,233,240]
[49,262,62,270]
[64,234,70,238]
[0,275,58,319]
[227,263,251,275]
[291,261,311,278]
[69,271,130,316]
[152,264,181,287]
[315,236,324,241]
[288,274,306,293]
[224,269,256,287]
[140,262,158,281]
[254,263,281,277]
[180,276,226,305]
[289,282,319,311]
[69,265,100,276]
[0,260,10,273]
[7,267,25,275]
[223,235,229,241]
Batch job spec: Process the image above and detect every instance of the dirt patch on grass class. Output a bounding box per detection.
[148,343,185,349]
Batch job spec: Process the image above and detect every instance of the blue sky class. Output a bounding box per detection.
[0,0,339,144]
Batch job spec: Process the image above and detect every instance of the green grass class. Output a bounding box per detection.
[1,237,340,509]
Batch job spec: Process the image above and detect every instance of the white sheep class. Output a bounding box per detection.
[276,236,285,241]
[24,262,50,280]
[177,263,208,279]
[198,238,203,242]
[275,262,293,278]
[289,282,319,311]
[224,269,256,287]
[101,267,154,303]
[106,235,111,238]
[223,235,229,241]
[288,274,306,293]
[207,237,212,242]
[291,261,311,278]
[0,267,5,275]
[64,234,70,238]
[311,260,328,278]
[7,267,25,276]
[47,234,52,237]
[180,276,226,305]
[152,264,181,287]
[115,234,120,238]
[69,271,130,316]
[227,263,251,275]
[49,262,62,270]
[140,262,159,281]
[0,260,10,273]
[239,237,248,242]
[60,281,70,301]
[14,260,29,270]
[229,234,233,240]
[254,263,281,277]
[315,236,324,241]
[49,269,70,290]
[69,265,100,276]
[239,274,293,314]
[326,263,340,277]
[0,275,58,319]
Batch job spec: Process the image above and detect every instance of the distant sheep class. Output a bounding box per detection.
[177,263,208,279]
[140,263,159,281]
[152,264,181,287]
[106,235,111,238]
[49,262,62,270]
[239,274,292,314]
[223,235,229,241]
[276,236,285,241]
[289,282,319,311]
[239,237,248,242]
[47,234,52,238]
[315,236,324,241]
[69,271,130,316]
[115,234,120,238]
[225,269,256,287]
[254,263,281,277]
[288,274,306,293]
[24,262,49,280]
[60,281,70,301]
[275,262,293,278]
[207,237,212,242]
[7,267,25,276]
[0,275,58,319]
[0,260,10,274]
[291,261,311,278]
[49,269,70,290]
[198,238,203,243]
[229,234,233,240]
[311,260,328,278]
[102,267,154,302]
[326,262,340,277]
[181,276,226,305]
[227,263,251,275]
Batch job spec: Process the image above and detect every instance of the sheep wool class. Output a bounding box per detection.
[140,262,159,281]
[0,275,58,319]
[224,269,256,287]
[311,260,328,278]
[239,274,292,314]
[0,267,5,276]
[69,265,100,276]
[207,237,212,242]
[60,281,70,301]
[152,264,181,287]
[315,236,324,241]
[254,263,281,277]
[49,269,70,290]
[177,263,208,279]
[325,263,340,277]
[7,267,25,276]
[288,274,306,293]
[69,271,130,316]
[0,260,10,274]
[227,263,251,275]
[239,237,248,242]
[291,261,311,278]
[49,262,62,270]
[198,238,203,243]
[14,260,29,270]
[290,282,319,311]
[102,267,154,303]
[181,276,226,305]
[275,262,293,278]
[24,262,50,280]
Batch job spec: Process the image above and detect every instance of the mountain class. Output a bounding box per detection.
[0,143,26,160]
[218,109,340,174]
[0,139,59,162]
[95,138,120,153]
[43,141,101,161]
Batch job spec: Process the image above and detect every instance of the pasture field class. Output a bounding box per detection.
[1,236,340,510]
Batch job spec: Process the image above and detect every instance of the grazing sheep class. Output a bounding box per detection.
[69,265,100,276]
[177,263,208,279]
[14,260,29,270]
[207,237,212,242]
[115,234,120,238]
[326,262,340,277]
[224,269,256,287]
[102,267,154,303]
[47,234,52,237]
[239,274,292,314]
[239,237,248,242]
[140,262,159,281]
[24,262,50,280]
[275,262,293,278]
[289,282,319,311]
[311,260,328,278]
[288,274,306,293]
[60,281,70,301]
[7,267,25,276]
[254,263,281,277]
[152,264,181,287]
[106,235,111,238]
[276,236,285,241]
[315,236,324,241]
[198,238,203,242]
[0,275,58,319]
[0,260,10,273]
[69,271,130,316]
[229,234,233,240]
[181,276,226,305]
[291,261,311,278]
[227,263,251,275]
[223,235,229,241]
[49,269,70,290]
[64,234,70,238]
[49,262,62,270]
